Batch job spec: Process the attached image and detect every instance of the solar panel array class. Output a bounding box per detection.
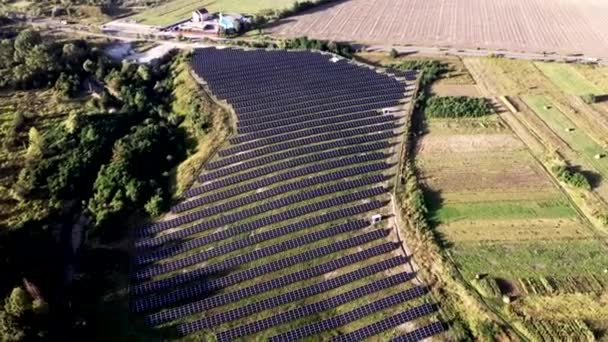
[129,47,445,340]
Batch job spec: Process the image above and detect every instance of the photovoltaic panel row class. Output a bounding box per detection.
[232,81,401,113]
[236,109,379,135]
[198,139,391,183]
[230,110,381,144]
[221,118,398,157]
[178,163,389,217]
[392,321,445,342]
[131,229,392,312]
[185,152,388,199]
[138,185,387,250]
[134,219,371,281]
[151,254,407,326]
[330,304,439,342]
[267,286,429,342]
[215,272,418,341]
[233,85,405,118]
[236,101,401,129]
[139,174,384,237]
[143,242,400,324]
[140,201,386,267]
[209,129,394,170]
[238,95,402,121]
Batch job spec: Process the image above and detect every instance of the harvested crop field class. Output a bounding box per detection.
[270,0,608,58]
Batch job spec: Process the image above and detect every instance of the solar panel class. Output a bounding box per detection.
[153,255,407,327]
[330,304,439,341]
[131,230,392,312]
[215,273,419,341]
[266,287,429,342]
[140,201,386,265]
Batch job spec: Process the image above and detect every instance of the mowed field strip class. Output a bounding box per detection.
[270,0,608,58]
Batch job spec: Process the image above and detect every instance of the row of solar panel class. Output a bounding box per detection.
[141,171,384,237]
[147,224,396,327]
[189,151,387,199]
[141,201,386,268]
[237,94,402,121]
[206,64,370,91]
[137,186,387,249]
[144,242,400,326]
[131,229,393,312]
[180,161,388,215]
[213,275,423,341]
[230,110,380,144]
[235,87,404,119]
[230,81,403,114]
[176,259,411,333]
[267,287,430,341]
[198,139,391,184]
[330,304,439,342]
[188,154,389,204]
[236,99,400,129]
[210,128,394,170]
[135,215,373,281]
[231,79,400,111]
[221,118,398,157]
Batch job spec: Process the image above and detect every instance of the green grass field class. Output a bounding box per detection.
[524,95,608,177]
[132,0,297,26]
[432,199,577,224]
[534,62,603,96]
[451,239,608,279]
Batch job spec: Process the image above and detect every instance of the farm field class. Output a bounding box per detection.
[129,48,448,340]
[270,0,608,58]
[414,108,608,338]
[132,0,296,26]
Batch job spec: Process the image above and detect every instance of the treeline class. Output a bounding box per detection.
[230,36,355,58]
[0,30,219,340]
[425,96,495,118]
[391,60,447,109]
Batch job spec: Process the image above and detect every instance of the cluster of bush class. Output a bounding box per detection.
[230,36,355,58]
[551,165,592,190]
[424,96,495,118]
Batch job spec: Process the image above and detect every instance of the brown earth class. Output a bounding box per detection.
[270,0,608,58]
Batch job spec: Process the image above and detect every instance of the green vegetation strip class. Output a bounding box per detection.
[431,199,577,223]
[534,62,603,96]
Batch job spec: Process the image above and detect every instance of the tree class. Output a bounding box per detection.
[83,59,95,73]
[581,93,596,104]
[53,72,80,99]
[4,287,32,318]
[26,127,45,160]
[13,30,41,61]
[0,311,25,342]
[64,110,81,134]
[144,192,163,217]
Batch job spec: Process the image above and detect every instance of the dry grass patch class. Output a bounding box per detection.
[440,218,591,242]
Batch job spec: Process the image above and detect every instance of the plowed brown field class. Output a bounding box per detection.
[271,0,608,58]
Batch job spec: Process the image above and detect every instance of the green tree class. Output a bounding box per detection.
[26,127,45,160]
[144,192,163,217]
[13,29,41,61]
[4,287,32,318]
[390,48,399,58]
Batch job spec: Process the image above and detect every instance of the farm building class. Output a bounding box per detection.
[192,8,210,23]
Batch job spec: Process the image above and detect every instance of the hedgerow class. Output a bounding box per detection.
[425,96,495,118]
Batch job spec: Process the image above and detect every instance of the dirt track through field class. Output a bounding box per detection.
[271,0,608,58]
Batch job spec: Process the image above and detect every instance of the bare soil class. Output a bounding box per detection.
[270,0,608,58]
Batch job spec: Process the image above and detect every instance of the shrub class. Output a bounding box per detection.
[144,192,163,218]
[551,165,591,190]
[425,96,495,118]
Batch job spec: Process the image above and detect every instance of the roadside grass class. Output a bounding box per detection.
[450,239,608,279]
[534,62,603,96]
[132,0,297,26]
[573,64,608,93]
[524,95,608,176]
[431,199,577,224]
